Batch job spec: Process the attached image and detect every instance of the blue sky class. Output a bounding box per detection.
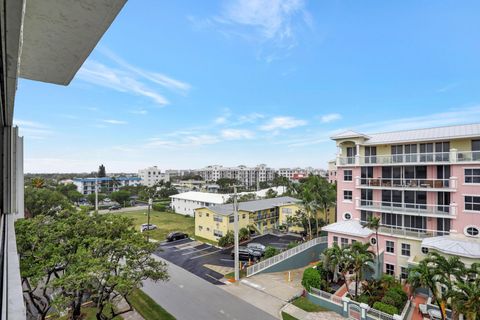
[14,0,480,173]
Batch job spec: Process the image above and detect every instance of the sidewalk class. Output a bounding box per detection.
[281,304,345,320]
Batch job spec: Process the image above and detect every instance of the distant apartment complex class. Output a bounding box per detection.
[138,166,170,187]
[194,164,276,187]
[323,123,480,279]
[277,167,326,181]
[73,177,141,195]
[327,160,337,184]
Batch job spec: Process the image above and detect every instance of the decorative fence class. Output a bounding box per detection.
[308,287,412,320]
[310,287,343,305]
[246,236,327,277]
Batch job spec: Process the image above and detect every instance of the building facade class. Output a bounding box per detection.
[170,191,230,216]
[277,167,327,181]
[195,197,301,242]
[138,166,169,187]
[327,160,337,184]
[195,164,276,188]
[323,124,480,279]
[73,177,141,195]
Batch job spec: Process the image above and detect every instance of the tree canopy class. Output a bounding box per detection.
[98,164,106,178]
[24,186,73,218]
[16,210,169,320]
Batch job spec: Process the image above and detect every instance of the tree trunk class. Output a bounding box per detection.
[307,213,312,239]
[71,292,82,320]
[376,230,380,277]
[355,273,358,297]
[315,213,319,238]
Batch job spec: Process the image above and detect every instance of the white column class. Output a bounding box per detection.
[450,148,458,163]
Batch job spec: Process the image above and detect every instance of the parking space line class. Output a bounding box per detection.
[181,246,213,256]
[219,259,234,263]
[205,274,221,282]
[189,249,221,260]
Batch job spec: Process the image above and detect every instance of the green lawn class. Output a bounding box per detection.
[292,296,328,312]
[282,312,299,320]
[128,288,175,320]
[116,210,195,241]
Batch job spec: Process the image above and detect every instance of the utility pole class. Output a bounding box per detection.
[233,185,240,282]
[147,198,152,242]
[95,177,98,213]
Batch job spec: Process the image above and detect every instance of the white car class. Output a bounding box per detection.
[247,242,266,253]
[140,223,157,232]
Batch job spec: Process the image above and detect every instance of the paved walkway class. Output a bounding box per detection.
[281,304,346,320]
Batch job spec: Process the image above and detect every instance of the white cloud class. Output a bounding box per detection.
[100,48,191,93]
[221,129,255,140]
[78,61,169,106]
[215,116,228,124]
[13,119,53,139]
[222,0,308,41]
[260,116,307,131]
[102,119,127,125]
[237,112,265,124]
[320,113,342,123]
[130,109,148,115]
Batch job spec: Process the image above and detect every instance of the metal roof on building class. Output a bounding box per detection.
[322,220,373,237]
[205,196,300,216]
[73,177,141,182]
[422,235,480,259]
[331,123,480,145]
[170,191,229,204]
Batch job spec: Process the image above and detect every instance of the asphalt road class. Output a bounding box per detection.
[142,255,278,320]
[155,233,302,285]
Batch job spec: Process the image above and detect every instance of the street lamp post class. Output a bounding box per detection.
[233,186,239,281]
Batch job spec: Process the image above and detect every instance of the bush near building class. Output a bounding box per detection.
[372,302,398,315]
[301,267,322,292]
[264,246,279,259]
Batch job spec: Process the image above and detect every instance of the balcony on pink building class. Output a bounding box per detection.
[356,177,458,191]
[355,198,457,218]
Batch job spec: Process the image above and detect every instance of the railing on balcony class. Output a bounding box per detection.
[376,225,451,239]
[337,152,452,166]
[457,150,480,162]
[357,177,454,189]
[357,199,454,216]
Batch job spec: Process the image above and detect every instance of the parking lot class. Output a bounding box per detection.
[155,233,301,285]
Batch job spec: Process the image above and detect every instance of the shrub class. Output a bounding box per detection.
[152,203,166,211]
[301,268,321,292]
[356,294,370,305]
[239,227,250,241]
[373,302,398,315]
[218,231,234,247]
[287,241,299,249]
[384,287,407,310]
[264,246,278,259]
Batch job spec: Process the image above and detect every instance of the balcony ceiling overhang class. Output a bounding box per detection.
[19,0,127,86]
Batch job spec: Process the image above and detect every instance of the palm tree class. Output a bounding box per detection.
[349,242,375,297]
[408,257,446,320]
[314,177,336,233]
[427,253,466,319]
[323,243,351,287]
[450,276,480,320]
[31,177,45,188]
[363,217,380,276]
[300,188,316,239]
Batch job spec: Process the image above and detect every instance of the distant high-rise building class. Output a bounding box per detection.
[138,166,169,187]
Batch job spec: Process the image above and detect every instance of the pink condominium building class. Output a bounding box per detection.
[323,123,480,279]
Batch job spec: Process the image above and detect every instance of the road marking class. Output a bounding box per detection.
[220,259,235,263]
[205,274,220,282]
[189,249,221,260]
[181,246,212,256]
[240,279,265,291]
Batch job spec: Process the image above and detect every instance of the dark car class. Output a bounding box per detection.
[109,205,121,210]
[231,246,262,261]
[166,231,189,242]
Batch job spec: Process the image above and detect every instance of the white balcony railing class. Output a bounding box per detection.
[376,225,451,239]
[357,177,455,190]
[457,150,480,162]
[337,152,451,166]
[356,199,455,216]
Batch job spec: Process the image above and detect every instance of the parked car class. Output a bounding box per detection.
[247,242,266,254]
[166,231,188,242]
[140,223,157,232]
[231,246,262,261]
[109,205,121,210]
